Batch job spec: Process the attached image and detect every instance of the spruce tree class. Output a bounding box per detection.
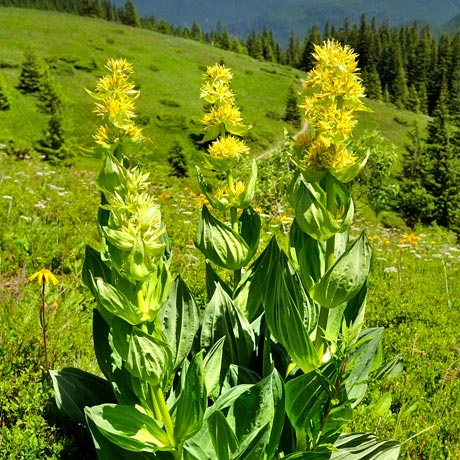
[122,0,140,27]
[17,47,43,94]
[298,25,321,72]
[79,0,103,18]
[0,77,10,110]
[283,85,301,127]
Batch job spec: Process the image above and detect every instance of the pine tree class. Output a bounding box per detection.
[17,47,43,94]
[283,85,301,127]
[122,0,140,27]
[298,25,321,71]
[79,0,103,18]
[285,31,300,67]
[168,142,188,178]
[0,77,10,110]
[361,64,382,100]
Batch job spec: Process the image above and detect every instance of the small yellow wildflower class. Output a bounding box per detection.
[208,135,250,160]
[29,269,59,286]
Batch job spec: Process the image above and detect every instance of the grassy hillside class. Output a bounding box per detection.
[0,7,428,173]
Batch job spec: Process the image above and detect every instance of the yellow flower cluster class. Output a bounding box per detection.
[296,40,367,172]
[208,135,250,160]
[88,58,144,148]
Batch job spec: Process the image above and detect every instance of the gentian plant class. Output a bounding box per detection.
[52,43,403,460]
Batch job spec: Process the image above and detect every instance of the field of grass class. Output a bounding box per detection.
[1,6,460,460]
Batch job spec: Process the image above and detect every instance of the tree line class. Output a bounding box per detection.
[3,0,460,117]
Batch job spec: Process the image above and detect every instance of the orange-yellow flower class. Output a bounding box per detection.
[29,269,59,286]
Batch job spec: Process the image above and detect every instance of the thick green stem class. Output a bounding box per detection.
[152,385,176,448]
[227,171,241,287]
[317,173,336,350]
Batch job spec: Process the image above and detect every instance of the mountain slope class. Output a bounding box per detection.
[117,0,460,44]
[0,7,304,164]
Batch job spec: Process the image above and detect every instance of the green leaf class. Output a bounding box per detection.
[173,351,207,443]
[289,218,326,292]
[207,411,239,460]
[49,367,116,426]
[261,238,320,373]
[96,152,125,197]
[203,336,226,400]
[232,423,271,460]
[313,232,372,309]
[94,278,143,325]
[92,308,115,381]
[200,284,255,370]
[285,360,351,448]
[196,166,229,213]
[232,157,257,209]
[125,327,173,387]
[226,370,285,460]
[345,328,383,407]
[289,174,354,241]
[82,245,112,298]
[281,432,400,459]
[160,276,200,370]
[194,205,252,270]
[206,261,233,301]
[85,404,172,453]
[239,206,261,262]
[85,411,155,460]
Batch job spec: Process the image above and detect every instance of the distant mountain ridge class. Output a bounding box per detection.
[114,0,460,45]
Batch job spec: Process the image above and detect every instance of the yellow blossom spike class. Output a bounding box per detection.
[29,269,59,286]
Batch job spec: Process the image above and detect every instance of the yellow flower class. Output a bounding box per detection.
[205,63,233,83]
[295,39,368,174]
[29,269,59,286]
[88,58,144,148]
[201,101,243,130]
[208,135,250,159]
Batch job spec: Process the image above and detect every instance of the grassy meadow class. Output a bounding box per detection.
[1,6,460,460]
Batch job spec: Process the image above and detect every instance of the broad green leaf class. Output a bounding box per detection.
[261,238,319,373]
[196,166,229,213]
[223,364,261,389]
[226,370,285,460]
[85,411,155,460]
[142,260,172,322]
[92,308,115,381]
[289,174,354,241]
[289,218,326,292]
[183,441,213,460]
[160,276,200,370]
[200,284,255,369]
[232,423,271,460]
[207,411,239,460]
[125,327,173,387]
[49,367,116,426]
[285,359,351,447]
[239,206,261,262]
[96,152,125,197]
[85,404,171,453]
[232,157,258,209]
[173,352,207,443]
[194,205,252,270]
[345,328,383,407]
[82,245,112,299]
[206,261,233,301]
[313,232,372,309]
[281,432,400,459]
[94,278,143,325]
[203,336,226,399]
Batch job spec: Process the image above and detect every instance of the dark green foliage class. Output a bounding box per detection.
[283,85,301,127]
[0,76,10,110]
[79,0,103,18]
[17,47,43,94]
[168,142,189,178]
[398,101,460,233]
[120,0,140,27]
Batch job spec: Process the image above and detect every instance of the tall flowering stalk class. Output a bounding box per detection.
[195,63,259,287]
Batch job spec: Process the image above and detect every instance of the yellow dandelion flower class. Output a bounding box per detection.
[29,269,59,286]
[208,135,250,159]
